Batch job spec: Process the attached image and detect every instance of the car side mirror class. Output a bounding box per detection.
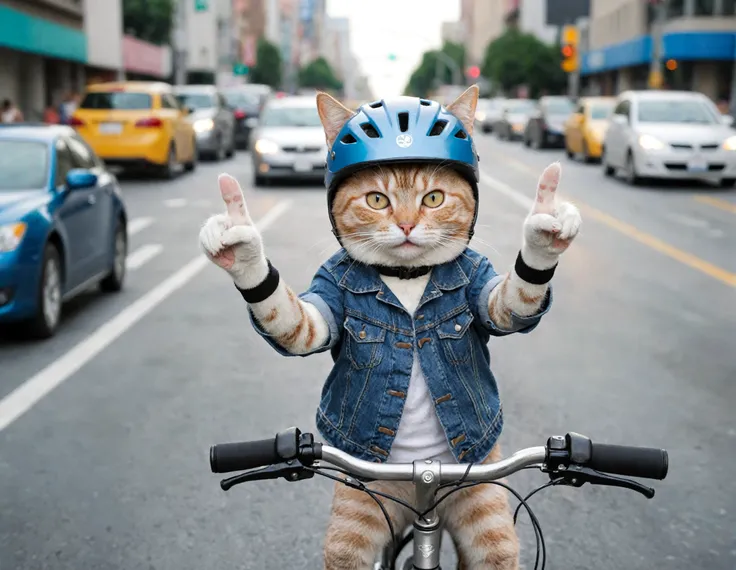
[720,114,734,127]
[66,168,97,190]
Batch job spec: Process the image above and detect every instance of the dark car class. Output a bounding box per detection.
[524,96,575,149]
[174,85,236,161]
[223,88,262,149]
[495,99,538,141]
[0,125,128,338]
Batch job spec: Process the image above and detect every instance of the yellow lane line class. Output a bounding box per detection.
[693,195,736,215]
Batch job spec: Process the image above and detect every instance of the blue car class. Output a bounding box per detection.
[0,125,128,338]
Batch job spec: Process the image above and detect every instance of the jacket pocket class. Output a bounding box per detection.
[343,315,386,369]
[437,307,474,364]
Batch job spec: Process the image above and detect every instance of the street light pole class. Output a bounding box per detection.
[173,0,188,86]
[649,0,667,89]
[433,49,462,86]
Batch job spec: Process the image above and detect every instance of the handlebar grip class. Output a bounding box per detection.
[210,438,279,473]
[589,443,668,480]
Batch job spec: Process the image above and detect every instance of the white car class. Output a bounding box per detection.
[602,90,736,187]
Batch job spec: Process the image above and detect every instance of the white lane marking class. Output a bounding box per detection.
[479,170,533,210]
[164,198,188,208]
[127,217,154,235]
[126,244,163,270]
[192,199,213,208]
[0,199,293,432]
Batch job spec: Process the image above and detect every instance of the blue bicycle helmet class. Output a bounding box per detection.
[325,96,480,242]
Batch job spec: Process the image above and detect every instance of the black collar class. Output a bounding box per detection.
[373,265,433,280]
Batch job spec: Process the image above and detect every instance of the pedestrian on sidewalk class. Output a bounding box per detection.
[1,99,24,123]
[43,104,60,124]
[58,91,80,125]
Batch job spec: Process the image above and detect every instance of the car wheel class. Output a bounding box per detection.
[184,138,198,172]
[624,150,641,185]
[254,175,268,187]
[225,132,235,158]
[565,144,575,159]
[26,244,63,339]
[602,147,614,176]
[100,220,127,292]
[720,178,736,188]
[161,143,178,179]
[482,125,491,134]
[523,134,531,147]
[531,132,542,150]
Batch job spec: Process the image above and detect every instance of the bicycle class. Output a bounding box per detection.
[210,427,669,570]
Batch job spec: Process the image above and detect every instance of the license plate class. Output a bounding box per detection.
[687,156,707,172]
[99,122,122,134]
[293,160,312,172]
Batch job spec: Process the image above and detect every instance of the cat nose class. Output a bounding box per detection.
[398,223,415,236]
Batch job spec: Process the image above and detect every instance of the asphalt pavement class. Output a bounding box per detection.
[0,134,734,570]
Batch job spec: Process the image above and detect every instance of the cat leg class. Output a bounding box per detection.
[441,446,519,570]
[323,480,413,570]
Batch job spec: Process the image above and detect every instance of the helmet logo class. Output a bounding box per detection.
[396,134,413,148]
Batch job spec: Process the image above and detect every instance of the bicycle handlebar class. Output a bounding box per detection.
[210,428,668,483]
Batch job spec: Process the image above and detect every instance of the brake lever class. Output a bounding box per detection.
[549,465,656,499]
[219,460,314,491]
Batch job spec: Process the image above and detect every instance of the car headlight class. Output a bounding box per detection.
[0,222,27,253]
[722,136,736,151]
[638,134,666,151]
[512,123,524,131]
[476,112,486,122]
[254,139,279,154]
[193,118,215,133]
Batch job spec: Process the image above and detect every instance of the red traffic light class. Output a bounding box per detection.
[561,44,574,58]
[467,65,480,79]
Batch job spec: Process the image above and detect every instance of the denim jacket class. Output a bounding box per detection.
[250,248,552,464]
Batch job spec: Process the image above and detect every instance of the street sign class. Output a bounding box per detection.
[233,63,249,76]
[194,0,208,11]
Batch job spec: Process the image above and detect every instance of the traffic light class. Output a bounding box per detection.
[467,65,480,79]
[560,24,578,73]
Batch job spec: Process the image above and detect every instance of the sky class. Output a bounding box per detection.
[325,0,460,98]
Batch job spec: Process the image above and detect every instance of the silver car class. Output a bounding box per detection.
[251,96,328,186]
[602,90,736,187]
[476,97,505,134]
[174,85,235,161]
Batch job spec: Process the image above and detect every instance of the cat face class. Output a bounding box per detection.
[316,86,480,268]
[331,164,476,267]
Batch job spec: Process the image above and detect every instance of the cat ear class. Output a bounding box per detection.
[446,84,480,135]
[316,92,355,148]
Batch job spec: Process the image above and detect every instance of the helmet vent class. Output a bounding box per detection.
[360,123,380,138]
[419,100,431,106]
[369,101,383,108]
[428,120,448,136]
[397,112,409,132]
[341,133,357,144]
[454,129,468,139]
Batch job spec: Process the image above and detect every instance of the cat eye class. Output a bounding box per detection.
[422,190,445,208]
[366,192,390,210]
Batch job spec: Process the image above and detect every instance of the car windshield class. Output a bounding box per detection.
[260,106,322,127]
[80,92,152,110]
[176,93,216,110]
[224,92,260,108]
[637,99,717,124]
[506,100,535,114]
[544,99,573,116]
[0,141,48,190]
[589,102,615,120]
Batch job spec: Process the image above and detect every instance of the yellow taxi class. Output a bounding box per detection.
[564,96,616,162]
[71,82,197,177]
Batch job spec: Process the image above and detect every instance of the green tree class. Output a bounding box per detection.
[299,57,343,91]
[122,0,175,46]
[403,42,466,98]
[249,39,283,89]
[481,29,566,98]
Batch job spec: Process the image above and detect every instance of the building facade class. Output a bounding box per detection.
[581,0,736,111]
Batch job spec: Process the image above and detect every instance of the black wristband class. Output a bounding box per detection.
[235,260,280,303]
[514,251,557,285]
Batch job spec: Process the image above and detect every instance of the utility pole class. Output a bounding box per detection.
[648,0,667,89]
[173,0,188,85]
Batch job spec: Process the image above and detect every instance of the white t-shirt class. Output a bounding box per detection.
[379,273,456,464]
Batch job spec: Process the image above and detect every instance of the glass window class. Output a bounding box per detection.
[0,141,49,190]
[65,136,97,169]
[217,93,228,108]
[80,92,152,110]
[693,0,715,15]
[54,139,74,187]
[224,92,260,109]
[505,99,536,114]
[637,99,718,124]
[724,0,735,15]
[161,94,178,109]
[543,98,574,116]
[588,101,615,120]
[175,93,216,110]
[613,100,628,116]
[260,105,322,127]
[666,0,685,17]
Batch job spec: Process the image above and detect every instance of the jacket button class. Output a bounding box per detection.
[359,330,367,339]
[454,323,462,332]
